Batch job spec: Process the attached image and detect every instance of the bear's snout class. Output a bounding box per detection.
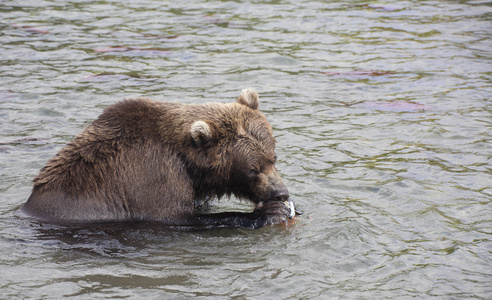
[270,184,289,202]
[266,169,289,201]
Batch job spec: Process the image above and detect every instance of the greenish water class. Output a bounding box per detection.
[1,0,491,298]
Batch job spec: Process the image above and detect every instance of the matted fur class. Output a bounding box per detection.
[21,89,290,228]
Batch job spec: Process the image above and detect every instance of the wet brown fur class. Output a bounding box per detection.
[22,89,289,226]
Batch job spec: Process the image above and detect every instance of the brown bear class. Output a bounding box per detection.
[21,88,294,229]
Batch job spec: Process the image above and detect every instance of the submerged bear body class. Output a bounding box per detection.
[22,89,292,228]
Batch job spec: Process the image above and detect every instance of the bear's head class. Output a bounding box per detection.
[189,88,289,204]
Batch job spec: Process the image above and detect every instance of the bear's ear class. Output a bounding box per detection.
[237,88,259,110]
[191,120,213,147]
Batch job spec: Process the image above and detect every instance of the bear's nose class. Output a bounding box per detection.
[271,186,289,201]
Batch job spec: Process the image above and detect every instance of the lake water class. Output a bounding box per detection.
[1,0,491,298]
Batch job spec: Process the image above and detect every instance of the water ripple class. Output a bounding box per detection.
[1,0,491,298]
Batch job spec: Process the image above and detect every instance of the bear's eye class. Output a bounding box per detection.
[248,169,260,177]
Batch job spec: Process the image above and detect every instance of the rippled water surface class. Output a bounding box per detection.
[1,0,491,298]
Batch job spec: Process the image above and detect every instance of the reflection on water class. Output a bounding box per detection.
[1,0,491,298]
